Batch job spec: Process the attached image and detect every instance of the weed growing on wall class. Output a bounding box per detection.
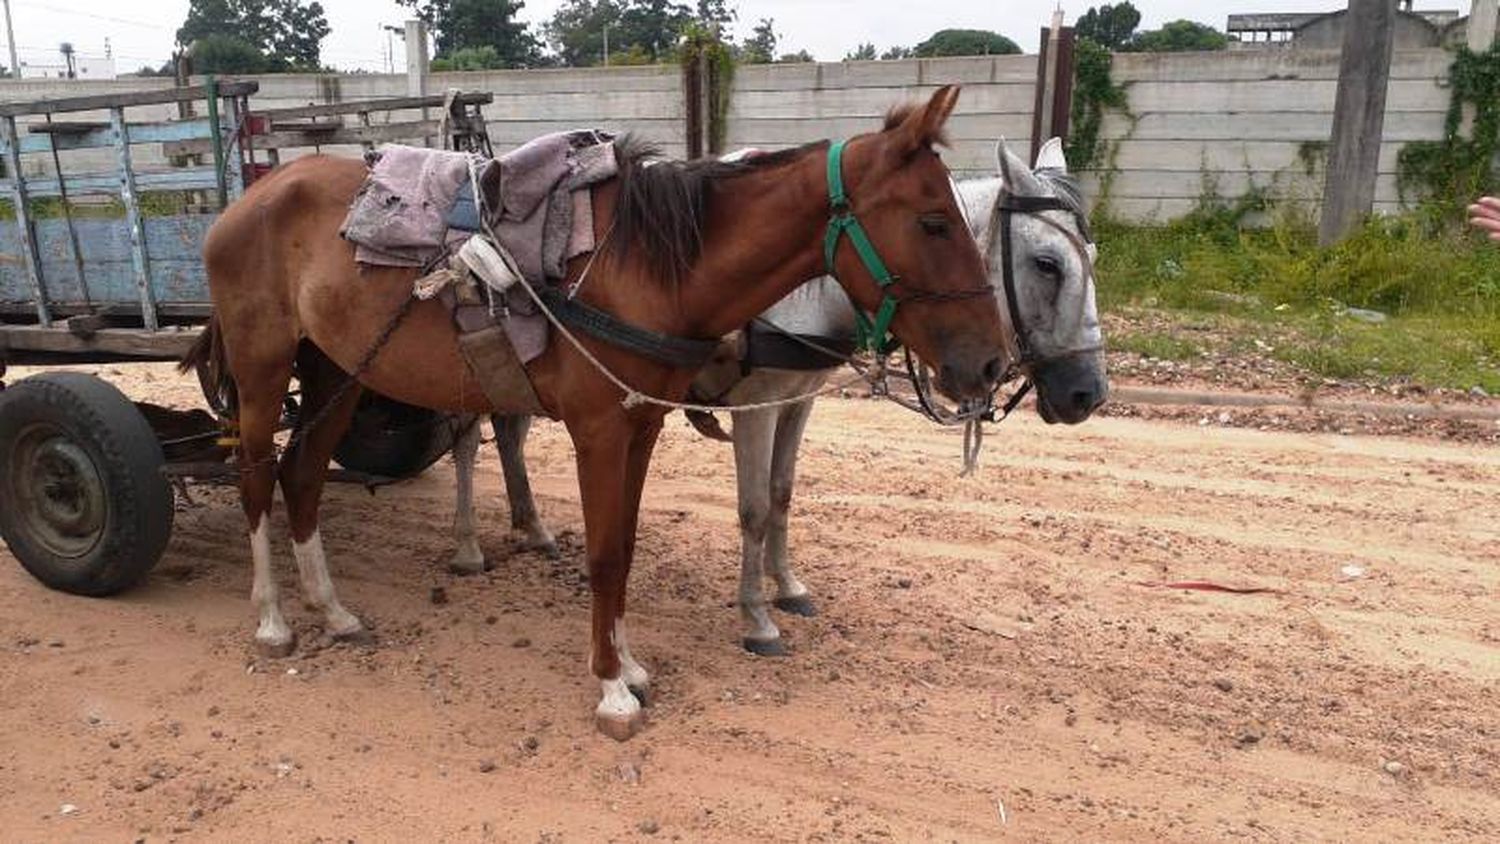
[1396,45,1500,221]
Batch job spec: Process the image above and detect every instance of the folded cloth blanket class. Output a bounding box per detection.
[494,129,617,284]
[340,145,491,267]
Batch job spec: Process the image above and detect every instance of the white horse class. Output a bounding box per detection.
[448,137,1107,656]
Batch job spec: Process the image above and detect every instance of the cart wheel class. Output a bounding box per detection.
[0,373,175,596]
[333,393,461,479]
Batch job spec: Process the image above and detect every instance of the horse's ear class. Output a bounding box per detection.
[1035,137,1068,174]
[894,85,961,155]
[995,138,1042,195]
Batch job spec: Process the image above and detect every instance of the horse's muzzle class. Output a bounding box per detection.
[938,352,1005,400]
[1033,356,1108,424]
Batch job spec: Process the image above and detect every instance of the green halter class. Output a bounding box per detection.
[824,139,899,353]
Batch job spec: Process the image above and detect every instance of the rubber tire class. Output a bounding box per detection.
[332,393,460,479]
[0,372,175,596]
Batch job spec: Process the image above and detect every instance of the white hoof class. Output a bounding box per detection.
[255,625,296,658]
[596,677,645,741]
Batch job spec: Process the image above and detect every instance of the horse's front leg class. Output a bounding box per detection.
[493,414,559,557]
[766,398,818,617]
[571,414,662,740]
[448,415,487,574]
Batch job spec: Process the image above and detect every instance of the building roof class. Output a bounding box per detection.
[1227,9,1461,34]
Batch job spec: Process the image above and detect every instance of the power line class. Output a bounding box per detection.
[12,1,172,32]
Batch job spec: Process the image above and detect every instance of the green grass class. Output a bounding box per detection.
[1093,201,1500,392]
[1111,331,1203,361]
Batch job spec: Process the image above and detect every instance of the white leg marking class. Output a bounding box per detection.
[249,519,293,651]
[449,418,486,573]
[597,676,642,723]
[614,618,649,690]
[292,529,364,638]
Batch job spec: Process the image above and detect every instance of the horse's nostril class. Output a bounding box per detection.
[1071,389,1097,413]
[982,356,1004,385]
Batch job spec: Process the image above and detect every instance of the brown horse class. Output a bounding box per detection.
[188,85,1004,739]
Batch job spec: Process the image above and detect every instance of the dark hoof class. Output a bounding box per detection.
[742,637,789,657]
[256,633,297,659]
[534,541,561,561]
[331,627,378,648]
[628,684,650,708]
[774,595,818,617]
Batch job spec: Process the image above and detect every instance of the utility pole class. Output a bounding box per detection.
[3,0,19,78]
[1471,0,1499,52]
[1318,0,1396,246]
[603,24,610,67]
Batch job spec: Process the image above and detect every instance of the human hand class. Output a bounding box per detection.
[1470,196,1500,241]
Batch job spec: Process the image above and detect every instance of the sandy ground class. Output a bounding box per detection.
[1,363,1497,842]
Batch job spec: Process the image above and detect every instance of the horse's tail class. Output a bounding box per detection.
[178,314,237,417]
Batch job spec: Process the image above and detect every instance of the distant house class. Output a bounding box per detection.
[1226,7,1473,50]
[17,55,117,80]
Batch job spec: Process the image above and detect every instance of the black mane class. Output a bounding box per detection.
[607,135,828,286]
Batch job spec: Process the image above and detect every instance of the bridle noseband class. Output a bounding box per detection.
[823,139,992,354]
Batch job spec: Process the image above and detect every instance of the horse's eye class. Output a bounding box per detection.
[1034,256,1062,278]
[918,214,950,237]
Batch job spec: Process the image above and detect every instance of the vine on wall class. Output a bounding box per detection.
[1396,45,1500,219]
[679,25,736,155]
[1065,38,1129,172]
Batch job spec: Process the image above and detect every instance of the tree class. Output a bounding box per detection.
[911,29,1020,58]
[1074,2,1141,50]
[430,45,504,70]
[1124,20,1228,52]
[845,42,877,61]
[740,17,776,63]
[399,1,543,68]
[777,49,813,63]
[880,45,912,60]
[191,34,274,74]
[544,0,691,66]
[177,0,329,69]
[694,0,735,33]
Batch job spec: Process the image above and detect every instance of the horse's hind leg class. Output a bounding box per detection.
[278,344,368,643]
[448,415,487,574]
[767,399,817,617]
[732,408,785,656]
[493,414,558,557]
[227,342,298,657]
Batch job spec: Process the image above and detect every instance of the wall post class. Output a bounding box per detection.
[1318,0,1397,246]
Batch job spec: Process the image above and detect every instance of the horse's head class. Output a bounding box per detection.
[833,85,1005,400]
[980,138,1108,424]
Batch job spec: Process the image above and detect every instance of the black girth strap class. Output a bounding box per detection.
[743,323,857,371]
[538,286,720,369]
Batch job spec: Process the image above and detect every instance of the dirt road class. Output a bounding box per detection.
[1,365,1496,841]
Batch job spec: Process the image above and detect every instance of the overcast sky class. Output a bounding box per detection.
[21,1,1469,73]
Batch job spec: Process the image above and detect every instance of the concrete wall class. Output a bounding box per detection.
[1086,48,1452,221]
[0,48,1458,224]
[723,56,1038,179]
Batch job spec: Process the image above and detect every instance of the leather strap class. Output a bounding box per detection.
[538,286,719,369]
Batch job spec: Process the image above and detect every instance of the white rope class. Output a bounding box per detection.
[468,165,882,415]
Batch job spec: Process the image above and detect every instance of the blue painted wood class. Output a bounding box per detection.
[0,167,220,199]
[0,119,219,156]
[0,216,215,307]
[1,115,49,325]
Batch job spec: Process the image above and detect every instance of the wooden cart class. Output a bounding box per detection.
[0,81,493,596]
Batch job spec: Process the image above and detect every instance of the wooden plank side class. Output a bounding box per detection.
[111,107,158,331]
[0,168,222,199]
[0,81,259,117]
[1,115,49,325]
[0,216,215,308]
[0,324,200,358]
